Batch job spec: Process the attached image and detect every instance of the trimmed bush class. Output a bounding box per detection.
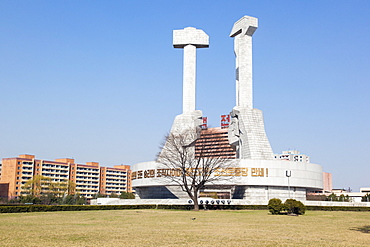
[362,193,370,202]
[268,198,283,215]
[119,192,135,199]
[284,199,306,215]
[0,204,269,213]
[306,206,370,211]
[1,203,368,214]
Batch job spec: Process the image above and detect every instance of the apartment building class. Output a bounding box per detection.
[0,154,131,199]
[100,165,131,195]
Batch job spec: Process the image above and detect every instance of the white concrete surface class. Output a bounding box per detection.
[228,16,274,160]
[230,16,258,109]
[173,27,209,113]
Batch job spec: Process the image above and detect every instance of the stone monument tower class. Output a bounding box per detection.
[228,16,274,160]
[168,27,209,135]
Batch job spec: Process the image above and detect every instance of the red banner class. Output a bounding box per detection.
[202,117,208,130]
[221,115,230,128]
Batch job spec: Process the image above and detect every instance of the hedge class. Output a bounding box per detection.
[0,205,157,213]
[0,204,369,214]
[0,204,269,213]
[306,206,370,211]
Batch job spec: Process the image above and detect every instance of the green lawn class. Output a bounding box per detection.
[0,210,369,246]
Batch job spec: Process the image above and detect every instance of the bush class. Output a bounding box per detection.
[284,199,306,215]
[119,192,135,199]
[62,194,87,205]
[306,194,327,201]
[0,204,269,213]
[326,193,350,202]
[308,206,370,211]
[268,198,283,215]
[19,195,42,204]
[361,193,370,202]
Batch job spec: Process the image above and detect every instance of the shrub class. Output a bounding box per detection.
[119,192,135,199]
[361,193,370,202]
[19,195,42,204]
[268,198,283,215]
[284,199,306,215]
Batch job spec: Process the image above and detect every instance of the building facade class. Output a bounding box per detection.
[0,154,131,199]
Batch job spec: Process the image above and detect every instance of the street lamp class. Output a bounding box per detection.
[286,170,292,199]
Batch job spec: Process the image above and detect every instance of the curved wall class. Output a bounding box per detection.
[132,159,323,196]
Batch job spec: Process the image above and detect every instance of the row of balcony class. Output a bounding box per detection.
[76,173,99,177]
[105,187,127,190]
[76,181,99,184]
[22,162,33,166]
[43,164,69,169]
[104,175,127,179]
[41,173,68,178]
[42,169,69,173]
[79,189,99,193]
[75,177,99,181]
[77,168,99,172]
[106,171,127,175]
[105,179,126,182]
[76,185,99,189]
[21,167,33,171]
[105,181,125,184]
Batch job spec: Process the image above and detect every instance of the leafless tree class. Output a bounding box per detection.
[157,127,235,210]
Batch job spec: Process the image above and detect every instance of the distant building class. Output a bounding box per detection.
[361,188,370,194]
[322,172,333,192]
[0,154,131,199]
[274,150,310,163]
[195,127,236,159]
[330,188,370,203]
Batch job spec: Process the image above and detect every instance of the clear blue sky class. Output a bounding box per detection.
[1,1,369,190]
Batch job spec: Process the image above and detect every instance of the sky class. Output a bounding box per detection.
[1,1,369,191]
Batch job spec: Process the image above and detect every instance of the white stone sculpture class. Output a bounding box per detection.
[228,16,274,160]
[173,27,209,114]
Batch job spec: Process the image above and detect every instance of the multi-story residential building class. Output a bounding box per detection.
[0,154,131,199]
[274,150,310,163]
[100,165,131,195]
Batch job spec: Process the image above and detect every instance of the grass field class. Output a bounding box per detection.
[0,209,369,246]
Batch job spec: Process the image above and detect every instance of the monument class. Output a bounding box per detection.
[167,27,209,135]
[130,16,324,204]
[228,16,274,160]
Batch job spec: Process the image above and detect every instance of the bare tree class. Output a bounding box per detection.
[157,128,235,211]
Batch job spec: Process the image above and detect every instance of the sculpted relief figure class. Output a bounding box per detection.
[228,109,241,147]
